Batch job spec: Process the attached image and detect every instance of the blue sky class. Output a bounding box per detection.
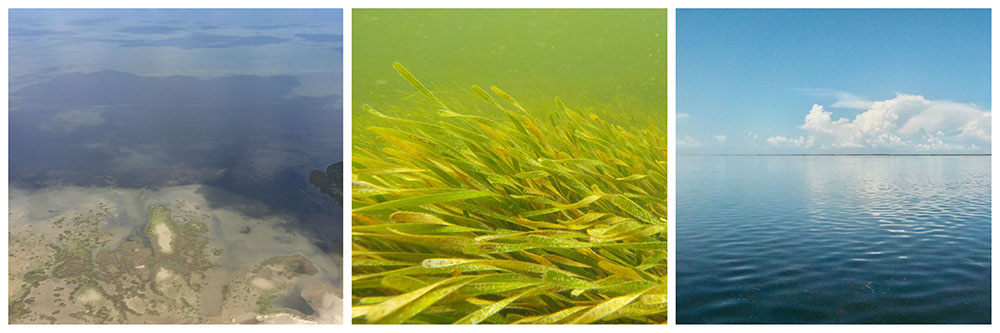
[677,9,991,153]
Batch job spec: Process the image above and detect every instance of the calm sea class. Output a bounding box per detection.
[677,156,991,323]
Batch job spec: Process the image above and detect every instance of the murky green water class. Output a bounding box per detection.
[352,9,666,133]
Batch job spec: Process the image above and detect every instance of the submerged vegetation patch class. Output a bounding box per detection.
[352,63,667,324]
[8,201,330,324]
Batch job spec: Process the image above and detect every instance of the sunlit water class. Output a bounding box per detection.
[677,156,990,323]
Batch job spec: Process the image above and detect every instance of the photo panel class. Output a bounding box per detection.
[676,8,991,324]
[350,8,668,325]
[8,8,345,324]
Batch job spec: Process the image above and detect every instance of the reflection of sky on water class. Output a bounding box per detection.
[677,156,990,323]
[9,9,342,95]
[802,157,990,243]
[9,9,344,245]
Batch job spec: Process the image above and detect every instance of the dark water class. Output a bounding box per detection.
[677,156,991,323]
[8,9,344,245]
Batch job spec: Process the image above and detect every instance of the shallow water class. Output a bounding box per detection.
[8,184,343,323]
[677,156,991,323]
[8,9,344,324]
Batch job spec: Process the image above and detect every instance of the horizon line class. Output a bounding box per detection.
[679,153,992,157]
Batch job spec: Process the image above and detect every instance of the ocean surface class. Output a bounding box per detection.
[8,10,345,323]
[9,9,344,244]
[677,156,991,323]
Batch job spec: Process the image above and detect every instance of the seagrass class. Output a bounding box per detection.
[352,63,667,324]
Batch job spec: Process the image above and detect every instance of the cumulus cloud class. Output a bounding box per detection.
[714,135,727,144]
[766,135,815,149]
[789,93,990,151]
[913,131,981,151]
[677,113,691,120]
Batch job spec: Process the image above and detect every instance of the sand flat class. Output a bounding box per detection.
[155,223,174,253]
[251,277,275,290]
[77,288,102,303]
[156,267,173,282]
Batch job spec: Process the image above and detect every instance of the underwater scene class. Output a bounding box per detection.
[351,9,667,324]
[8,9,343,324]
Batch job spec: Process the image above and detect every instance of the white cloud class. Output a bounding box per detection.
[914,131,974,151]
[678,135,702,148]
[714,135,727,144]
[798,88,874,109]
[747,131,758,140]
[790,93,990,150]
[766,135,815,148]
[677,113,691,120]
[830,91,874,109]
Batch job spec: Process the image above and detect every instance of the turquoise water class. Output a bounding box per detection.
[677,156,991,323]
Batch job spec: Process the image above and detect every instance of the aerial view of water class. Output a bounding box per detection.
[677,156,990,324]
[8,9,344,324]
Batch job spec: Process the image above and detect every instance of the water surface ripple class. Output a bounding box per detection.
[677,156,990,323]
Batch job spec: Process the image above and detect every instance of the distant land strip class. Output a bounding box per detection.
[679,153,991,157]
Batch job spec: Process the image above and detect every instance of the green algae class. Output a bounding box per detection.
[8,205,220,323]
[8,201,321,324]
[143,205,213,289]
[260,255,320,278]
